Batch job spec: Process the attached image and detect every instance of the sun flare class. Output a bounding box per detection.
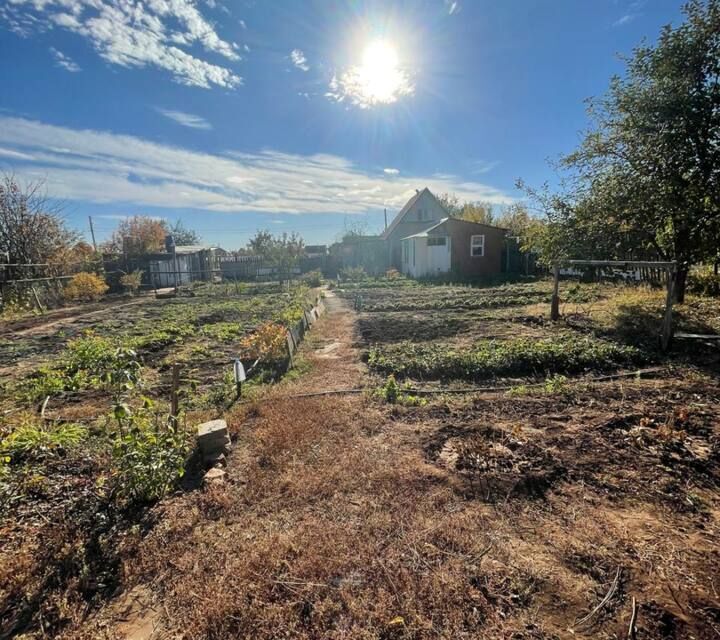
[329,38,414,108]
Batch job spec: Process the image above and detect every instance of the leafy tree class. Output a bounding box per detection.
[102,216,166,255]
[247,230,305,283]
[436,192,495,224]
[163,219,201,246]
[547,0,720,301]
[0,173,78,267]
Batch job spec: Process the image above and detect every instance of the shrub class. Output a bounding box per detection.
[385,268,402,279]
[119,269,144,295]
[240,322,289,362]
[64,272,108,302]
[300,270,323,287]
[340,266,367,282]
[111,401,188,503]
[687,266,720,297]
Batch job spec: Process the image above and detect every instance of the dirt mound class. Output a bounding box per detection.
[425,425,565,500]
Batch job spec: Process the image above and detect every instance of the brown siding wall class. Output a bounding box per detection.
[447,219,506,277]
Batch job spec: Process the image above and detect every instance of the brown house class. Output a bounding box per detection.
[384,188,508,279]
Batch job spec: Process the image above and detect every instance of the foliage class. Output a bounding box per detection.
[23,336,141,401]
[368,335,644,381]
[119,269,143,294]
[163,219,201,246]
[436,192,495,224]
[687,265,720,297]
[0,173,79,267]
[375,374,427,406]
[240,322,289,362]
[101,215,167,255]
[340,266,367,281]
[385,268,401,279]
[111,400,188,503]
[0,420,87,463]
[300,270,323,287]
[247,230,304,281]
[523,1,720,299]
[64,272,109,301]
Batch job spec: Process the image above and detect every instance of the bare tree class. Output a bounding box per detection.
[0,173,78,266]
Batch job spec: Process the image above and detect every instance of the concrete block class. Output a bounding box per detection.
[197,419,230,455]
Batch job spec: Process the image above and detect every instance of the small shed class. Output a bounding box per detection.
[149,245,219,288]
[400,218,507,279]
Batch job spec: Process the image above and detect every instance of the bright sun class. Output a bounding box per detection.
[330,38,414,108]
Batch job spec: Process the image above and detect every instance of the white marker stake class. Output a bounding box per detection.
[234,359,246,398]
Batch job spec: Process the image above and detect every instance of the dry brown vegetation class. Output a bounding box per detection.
[3,282,720,639]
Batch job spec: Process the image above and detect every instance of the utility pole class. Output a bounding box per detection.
[384,208,388,231]
[88,216,98,252]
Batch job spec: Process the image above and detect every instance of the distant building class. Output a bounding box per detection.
[385,188,509,279]
[304,245,328,258]
[148,245,219,287]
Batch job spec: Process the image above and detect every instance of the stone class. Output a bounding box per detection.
[203,467,226,484]
[198,419,231,458]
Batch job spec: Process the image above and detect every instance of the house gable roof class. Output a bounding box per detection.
[382,187,447,240]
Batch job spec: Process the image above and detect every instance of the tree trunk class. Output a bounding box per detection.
[674,267,688,304]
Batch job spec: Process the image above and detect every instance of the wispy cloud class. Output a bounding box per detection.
[613,0,645,27]
[469,159,499,174]
[383,168,400,176]
[2,0,241,88]
[290,49,309,72]
[50,47,80,72]
[444,0,460,15]
[0,117,514,215]
[156,108,212,130]
[613,14,635,26]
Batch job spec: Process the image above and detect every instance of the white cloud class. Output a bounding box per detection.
[469,159,499,174]
[3,0,241,88]
[290,48,309,72]
[0,117,514,215]
[383,168,400,176]
[50,47,81,72]
[444,0,460,15]
[156,108,212,130]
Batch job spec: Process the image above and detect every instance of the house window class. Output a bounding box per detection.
[427,236,446,246]
[417,208,426,221]
[470,234,485,257]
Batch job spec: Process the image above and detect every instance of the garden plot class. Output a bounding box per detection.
[344,278,720,385]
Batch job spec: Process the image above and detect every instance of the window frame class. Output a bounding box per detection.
[470,234,485,257]
[427,236,447,247]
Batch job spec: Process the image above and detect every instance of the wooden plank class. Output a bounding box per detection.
[565,260,676,269]
[674,333,720,340]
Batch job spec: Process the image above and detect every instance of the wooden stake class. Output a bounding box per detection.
[550,264,560,321]
[660,265,675,352]
[170,363,180,428]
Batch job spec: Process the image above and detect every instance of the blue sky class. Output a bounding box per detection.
[0,0,686,249]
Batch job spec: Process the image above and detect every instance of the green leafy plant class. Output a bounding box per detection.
[375,374,427,406]
[111,399,188,503]
[368,335,643,381]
